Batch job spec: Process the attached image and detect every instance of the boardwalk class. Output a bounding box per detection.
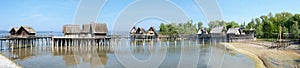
[0,54,20,68]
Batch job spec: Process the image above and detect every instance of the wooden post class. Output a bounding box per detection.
[0,40,2,49]
[60,39,62,48]
[11,39,14,51]
[19,39,21,49]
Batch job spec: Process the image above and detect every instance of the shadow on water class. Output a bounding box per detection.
[0,38,255,68]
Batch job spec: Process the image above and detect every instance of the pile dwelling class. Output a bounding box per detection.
[0,26,51,50]
[130,27,158,39]
[0,22,110,50]
[52,22,110,47]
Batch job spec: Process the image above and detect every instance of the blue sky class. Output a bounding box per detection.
[0,0,300,31]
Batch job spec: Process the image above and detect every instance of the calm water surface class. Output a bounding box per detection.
[0,39,255,68]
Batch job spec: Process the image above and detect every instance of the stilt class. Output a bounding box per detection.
[60,39,62,48]
[0,40,2,50]
[51,38,54,49]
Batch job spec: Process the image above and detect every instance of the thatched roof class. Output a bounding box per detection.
[210,26,226,34]
[136,27,146,34]
[81,24,91,33]
[20,26,36,33]
[197,29,208,34]
[63,25,81,33]
[93,23,108,34]
[146,27,158,35]
[227,28,240,34]
[9,27,19,33]
[80,22,108,34]
[130,27,136,34]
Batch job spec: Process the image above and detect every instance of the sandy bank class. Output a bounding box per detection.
[221,43,266,68]
[0,53,22,68]
[221,42,300,68]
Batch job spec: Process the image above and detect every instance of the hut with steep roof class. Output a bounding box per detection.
[80,22,108,37]
[15,26,36,37]
[226,27,256,42]
[146,27,158,39]
[136,27,146,35]
[197,29,208,38]
[136,27,146,39]
[80,23,92,37]
[227,28,240,35]
[210,26,226,38]
[130,27,136,35]
[62,22,108,38]
[93,23,108,37]
[9,27,19,36]
[63,25,81,37]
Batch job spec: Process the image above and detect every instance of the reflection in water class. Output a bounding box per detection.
[9,47,35,60]
[51,46,111,67]
[0,39,255,68]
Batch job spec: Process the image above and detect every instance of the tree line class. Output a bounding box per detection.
[159,12,300,39]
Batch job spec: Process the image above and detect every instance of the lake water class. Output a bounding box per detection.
[0,39,255,68]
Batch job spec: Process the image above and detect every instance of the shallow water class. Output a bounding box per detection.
[0,39,255,68]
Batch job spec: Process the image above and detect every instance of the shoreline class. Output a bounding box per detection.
[221,42,300,68]
[221,43,266,68]
[0,53,22,68]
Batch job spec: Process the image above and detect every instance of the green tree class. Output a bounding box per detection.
[226,21,239,30]
[159,23,167,34]
[208,20,226,29]
[262,20,275,38]
[255,18,263,38]
[166,24,178,34]
[246,19,255,30]
[290,21,300,39]
[282,26,289,38]
[197,21,203,30]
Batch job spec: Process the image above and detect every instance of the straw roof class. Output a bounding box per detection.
[63,25,81,33]
[146,27,158,35]
[81,24,91,33]
[20,26,36,33]
[227,28,240,34]
[9,27,19,33]
[210,26,226,34]
[130,27,136,34]
[93,23,108,34]
[136,27,146,34]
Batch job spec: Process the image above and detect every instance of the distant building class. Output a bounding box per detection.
[197,29,208,35]
[210,26,226,38]
[146,27,158,39]
[197,29,208,38]
[135,27,146,39]
[130,27,136,35]
[62,22,108,38]
[9,26,36,37]
[227,28,240,35]
[9,27,19,36]
[136,27,146,35]
[130,27,158,39]
[226,27,255,42]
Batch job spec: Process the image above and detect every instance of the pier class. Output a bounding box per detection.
[0,36,111,50]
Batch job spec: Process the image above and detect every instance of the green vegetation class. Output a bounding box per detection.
[159,20,198,35]
[208,20,240,30]
[159,12,300,39]
[249,12,300,39]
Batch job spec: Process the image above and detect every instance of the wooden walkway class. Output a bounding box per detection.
[0,36,111,50]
